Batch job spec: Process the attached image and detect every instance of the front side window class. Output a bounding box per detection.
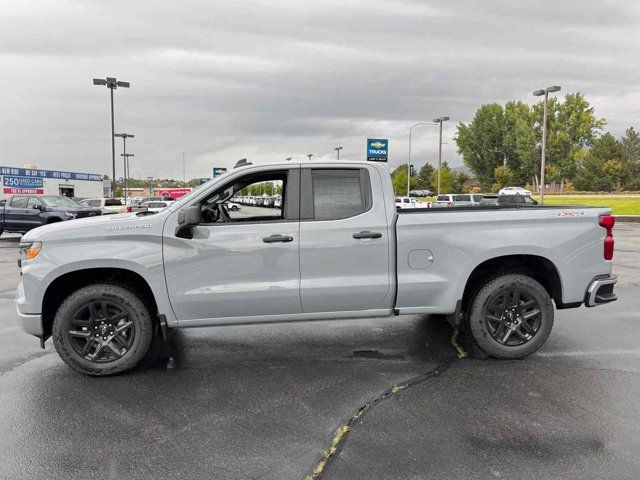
[455,195,471,202]
[200,171,287,224]
[10,197,28,208]
[311,169,367,220]
[436,195,450,202]
[105,199,122,206]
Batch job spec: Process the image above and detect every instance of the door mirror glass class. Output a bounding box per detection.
[32,204,43,210]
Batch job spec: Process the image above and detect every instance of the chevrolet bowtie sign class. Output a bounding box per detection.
[367,138,388,162]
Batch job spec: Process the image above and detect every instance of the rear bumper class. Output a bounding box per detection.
[585,275,618,307]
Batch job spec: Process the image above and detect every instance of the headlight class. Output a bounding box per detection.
[65,211,77,218]
[19,241,42,263]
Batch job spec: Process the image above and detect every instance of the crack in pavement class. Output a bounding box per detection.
[304,357,457,479]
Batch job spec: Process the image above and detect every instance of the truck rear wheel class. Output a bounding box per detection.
[52,284,153,376]
[463,273,554,359]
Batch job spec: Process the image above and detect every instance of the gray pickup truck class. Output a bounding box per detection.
[15,161,617,375]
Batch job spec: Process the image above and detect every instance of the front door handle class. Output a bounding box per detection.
[353,231,382,239]
[263,234,293,243]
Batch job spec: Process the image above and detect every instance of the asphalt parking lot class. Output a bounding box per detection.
[0,224,639,479]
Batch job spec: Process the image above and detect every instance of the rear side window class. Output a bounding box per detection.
[305,169,371,221]
[436,195,449,202]
[10,197,28,208]
[454,195,471,202]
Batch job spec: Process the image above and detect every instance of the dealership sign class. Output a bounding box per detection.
[3,175,44,195]
[367,138,388,162]
[213,167,227,178]
[0,166,102,181]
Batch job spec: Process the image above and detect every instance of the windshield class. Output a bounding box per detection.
[41,196,80,207]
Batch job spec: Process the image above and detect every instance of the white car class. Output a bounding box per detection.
[395,196,419,209]
[499,186,532,196]
[139,200,169,213]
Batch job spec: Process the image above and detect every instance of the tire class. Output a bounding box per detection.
[52,284,154,376]
[231,205,239,211]
[463,273,554,359]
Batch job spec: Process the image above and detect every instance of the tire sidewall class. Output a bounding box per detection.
[468,274,554,359]
[53,284,153,375]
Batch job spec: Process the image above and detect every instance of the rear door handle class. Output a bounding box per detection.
[352,231,382,239]
[263,234,293,243]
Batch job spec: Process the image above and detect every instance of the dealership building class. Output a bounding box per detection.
[0,165,107,199]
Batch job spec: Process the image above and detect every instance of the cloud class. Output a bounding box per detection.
[0,0,638,179]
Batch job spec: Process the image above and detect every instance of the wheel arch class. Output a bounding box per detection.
[460,254,564,313]
[41,267,159,339]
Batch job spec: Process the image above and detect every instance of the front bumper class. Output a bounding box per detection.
[585,275,618,307]
[15,281,43,336]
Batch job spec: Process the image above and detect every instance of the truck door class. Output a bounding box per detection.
[26,197,44,228]
[162,167,302,322]
[298,167,392,313]
[5,196,29,230]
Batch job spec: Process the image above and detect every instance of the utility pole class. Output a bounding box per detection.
[93,77,130,196]
[533,86,561,204]
[433,117,450,196]
[307,154,313,161]
[407,122,438,196]
[182,151,186,185]
[334,146,343,160]
[114,133,134,202]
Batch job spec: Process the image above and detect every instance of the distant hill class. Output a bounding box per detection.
[452,165,474,177]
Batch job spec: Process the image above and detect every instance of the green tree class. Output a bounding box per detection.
[492,166,514,191]
[390,164,415,195]
[415,163,435,192]
[431,162,459,193]
[622,127,640,189]
[574,133,626,191]
[455,103,506,190]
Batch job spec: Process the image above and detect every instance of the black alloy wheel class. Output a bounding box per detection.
[67,300,135,363]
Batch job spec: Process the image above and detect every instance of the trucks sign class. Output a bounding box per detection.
[367,138,388,162]
[3,175,44,195]
[213,167,227,178]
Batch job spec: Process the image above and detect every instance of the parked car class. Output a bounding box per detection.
[139,201,170,213]
[431,194,483,207]
[1,195,101,236]
[499,186,532,196]
[140,196,175,205]
[224,201,241,211]
[409,189,433,197]
[395,196,419,209]
[80,198,127,214]
[497,195,539,206]
[15,161,617,375]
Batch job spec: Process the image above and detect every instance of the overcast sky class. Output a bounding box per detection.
[1,0,638,179]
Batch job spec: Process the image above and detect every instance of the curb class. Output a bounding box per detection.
[616,216,640,223]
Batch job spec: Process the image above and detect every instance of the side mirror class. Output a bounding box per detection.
[32,204,43,211]
[176,205,202,239]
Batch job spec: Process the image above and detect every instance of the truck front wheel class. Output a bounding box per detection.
[52,284,154,376]
[463,273,554,359]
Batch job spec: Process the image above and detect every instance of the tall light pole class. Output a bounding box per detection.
[307,154,313,161]
[120,153,134,201]
[93,77,130,196]
[114,133,134,202]
[334,146,343,160]
[533,86,561,204]
[432,117,450,196]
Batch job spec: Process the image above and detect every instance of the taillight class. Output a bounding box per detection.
[127,206,132,213]
[599,214,615,260]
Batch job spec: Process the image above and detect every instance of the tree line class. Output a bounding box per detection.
[391,93,640,195]
[455,93,640,192]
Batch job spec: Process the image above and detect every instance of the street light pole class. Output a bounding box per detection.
[114,133,134,202]
[533,86,561,204]
[307,154,313,161]
[93,77,130,196]
[432,117,450,196]
[121,153,134,201]
[334,146,343,160]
